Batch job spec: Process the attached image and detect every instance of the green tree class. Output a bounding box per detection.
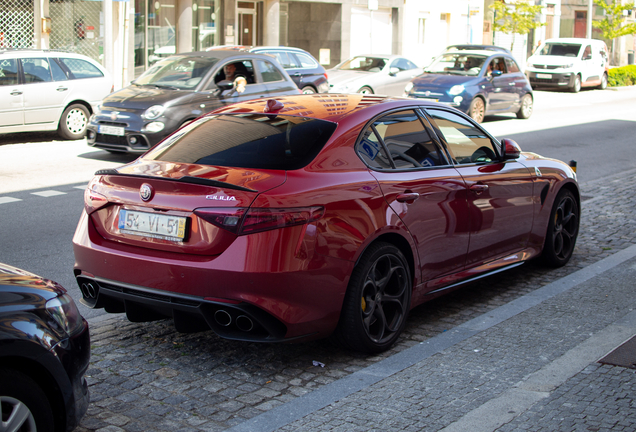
[490,0,545,51]
[594,0,636,64]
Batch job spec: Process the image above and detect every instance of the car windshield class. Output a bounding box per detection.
[144,114,338,170]
[133,56,218,89]
[337,56,389,72]
[425,53,487,76]
[539,43,581,57]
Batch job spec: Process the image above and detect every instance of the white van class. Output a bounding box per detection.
[525,38,609,92]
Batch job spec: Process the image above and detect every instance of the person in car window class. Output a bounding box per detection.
[219,62,247,93]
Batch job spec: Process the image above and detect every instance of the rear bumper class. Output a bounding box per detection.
[72,210,353,342]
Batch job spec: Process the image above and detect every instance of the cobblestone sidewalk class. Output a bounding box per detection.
[77,168,636,432]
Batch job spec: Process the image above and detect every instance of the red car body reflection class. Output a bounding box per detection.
[73,94,579,353]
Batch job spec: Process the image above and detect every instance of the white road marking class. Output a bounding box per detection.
[0,197,22,204]
[31,190,68,197]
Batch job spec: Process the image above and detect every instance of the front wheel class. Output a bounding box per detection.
[0,368,55,432]
[468,97,485,123]
[542,189,579,267]
[570,75,581,93]
[58,103,90,140]
[516,93,533,119]
[335,243,411,353]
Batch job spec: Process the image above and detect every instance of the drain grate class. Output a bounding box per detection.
[598,335,636,369]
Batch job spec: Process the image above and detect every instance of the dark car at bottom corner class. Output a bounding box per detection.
[86,49,300,154]
[405,49,533,123]
[73,93,579,354]
[0,263,90,432]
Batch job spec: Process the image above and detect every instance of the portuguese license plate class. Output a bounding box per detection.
[536,73,552,79]
[99,125,125,136]
[118,209,187,241]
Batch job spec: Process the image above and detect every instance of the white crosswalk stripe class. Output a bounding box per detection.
[0,197,22,205]
[31,190,68,197]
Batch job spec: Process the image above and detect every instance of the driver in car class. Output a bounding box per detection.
[221,63,247,93]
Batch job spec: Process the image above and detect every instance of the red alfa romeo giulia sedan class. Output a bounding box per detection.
[73,94,579,353]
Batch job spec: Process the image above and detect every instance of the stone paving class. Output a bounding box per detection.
[76,167,636,432]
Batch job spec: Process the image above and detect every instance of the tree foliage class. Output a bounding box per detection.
[490,0,545,50]
[593,0,636,40]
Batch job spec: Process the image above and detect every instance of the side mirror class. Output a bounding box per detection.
[389,67,400,76]
[501,138,521,160]
[490,70,503,78]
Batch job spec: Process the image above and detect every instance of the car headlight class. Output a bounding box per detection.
[449,85,465,96]
[404,82,414,93]
[559,63,574,69]
[46,293,85,336]
[143,121,165,133]
[143,105,165,120]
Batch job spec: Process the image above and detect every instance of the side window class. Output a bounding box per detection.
[21,58,52,83]
[357,110,445,169]
[57,58,104,79]
[390,59,403,71]
[583,45,592,59]
[0,59,19,86]
[214,60,255,85]
[269,51,296,68]
[426,109,498,164]
[50,58,69,81]
[493,57,506,74]
[356,128,393,169]
[295,52,317,68]
[257,60,284,82]
[505,57,520,73]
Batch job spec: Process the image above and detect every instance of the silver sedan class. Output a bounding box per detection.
[327,54,423,96]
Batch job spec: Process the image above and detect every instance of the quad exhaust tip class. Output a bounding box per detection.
[80,282,97,299]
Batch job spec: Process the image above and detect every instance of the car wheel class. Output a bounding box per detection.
[58,104,90,140]
[0,368,55,432]
[468,97,485,123]
[335,242,411,353]
[542,189,579,267]
[358,86,374,95]
[301,86,316,94]
[516,93,533,119]
[599,73,608,90]
[570,75,581,93]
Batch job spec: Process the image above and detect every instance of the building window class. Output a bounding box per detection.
[418,18,426,44]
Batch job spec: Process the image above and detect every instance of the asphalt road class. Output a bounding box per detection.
[0,87,635,321]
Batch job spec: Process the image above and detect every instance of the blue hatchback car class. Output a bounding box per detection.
[405,50,533,123]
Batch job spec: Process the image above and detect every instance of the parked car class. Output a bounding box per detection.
[86,50,300,153]
[0,262,90,431]
[327,54,423,96]
[72,94,579,353]
[208,46,329,94]
[444,44,512,54]
[405,50,533,123]
[525,38,609,92]
[0,49,113,140]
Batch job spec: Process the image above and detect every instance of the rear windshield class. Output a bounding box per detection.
[144,114,338,170]
[539,43,581,57]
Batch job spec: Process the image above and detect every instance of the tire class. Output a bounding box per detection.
[335,242,411,353]
[542,189,579,267]
[58,103,90,140]
[468,97,485,123]
[570,75,581,93]
[516,93,533,119]
[358,86,374,95]
[301,86,316,94]
[0,368,55,432]
[599,73,608,90]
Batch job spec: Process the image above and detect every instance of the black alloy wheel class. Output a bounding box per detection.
[543,189,579,267]
[335,242,411,353]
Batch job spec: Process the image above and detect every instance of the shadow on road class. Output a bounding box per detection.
[77,150,137,164]
[0,131,68,145]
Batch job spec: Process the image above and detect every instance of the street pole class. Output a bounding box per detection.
[587,0,593,39]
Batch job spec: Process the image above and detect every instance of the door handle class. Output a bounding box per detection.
[56,87,69,91]
[10,90,22,96]
[508,82,515,86]
[469,184,489,194]
[396,192,420,203]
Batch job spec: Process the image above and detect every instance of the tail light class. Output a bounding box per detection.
[84,188,109,214]
[324,72,328,80]
[194,206,324,235]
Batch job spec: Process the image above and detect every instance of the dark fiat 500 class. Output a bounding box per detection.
[0,263,90,431]
[86,50,300,153]
[405,50,533,123]
[74,94,579,353]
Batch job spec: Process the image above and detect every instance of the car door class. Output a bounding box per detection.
[253,59,299,95]
[504,57,527,106]
[483,57,513,111]
[20,57,68,125]
[356,108,471,285]
[424,108,535,268]
[382,58,423,96]
[0,58,24,128]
